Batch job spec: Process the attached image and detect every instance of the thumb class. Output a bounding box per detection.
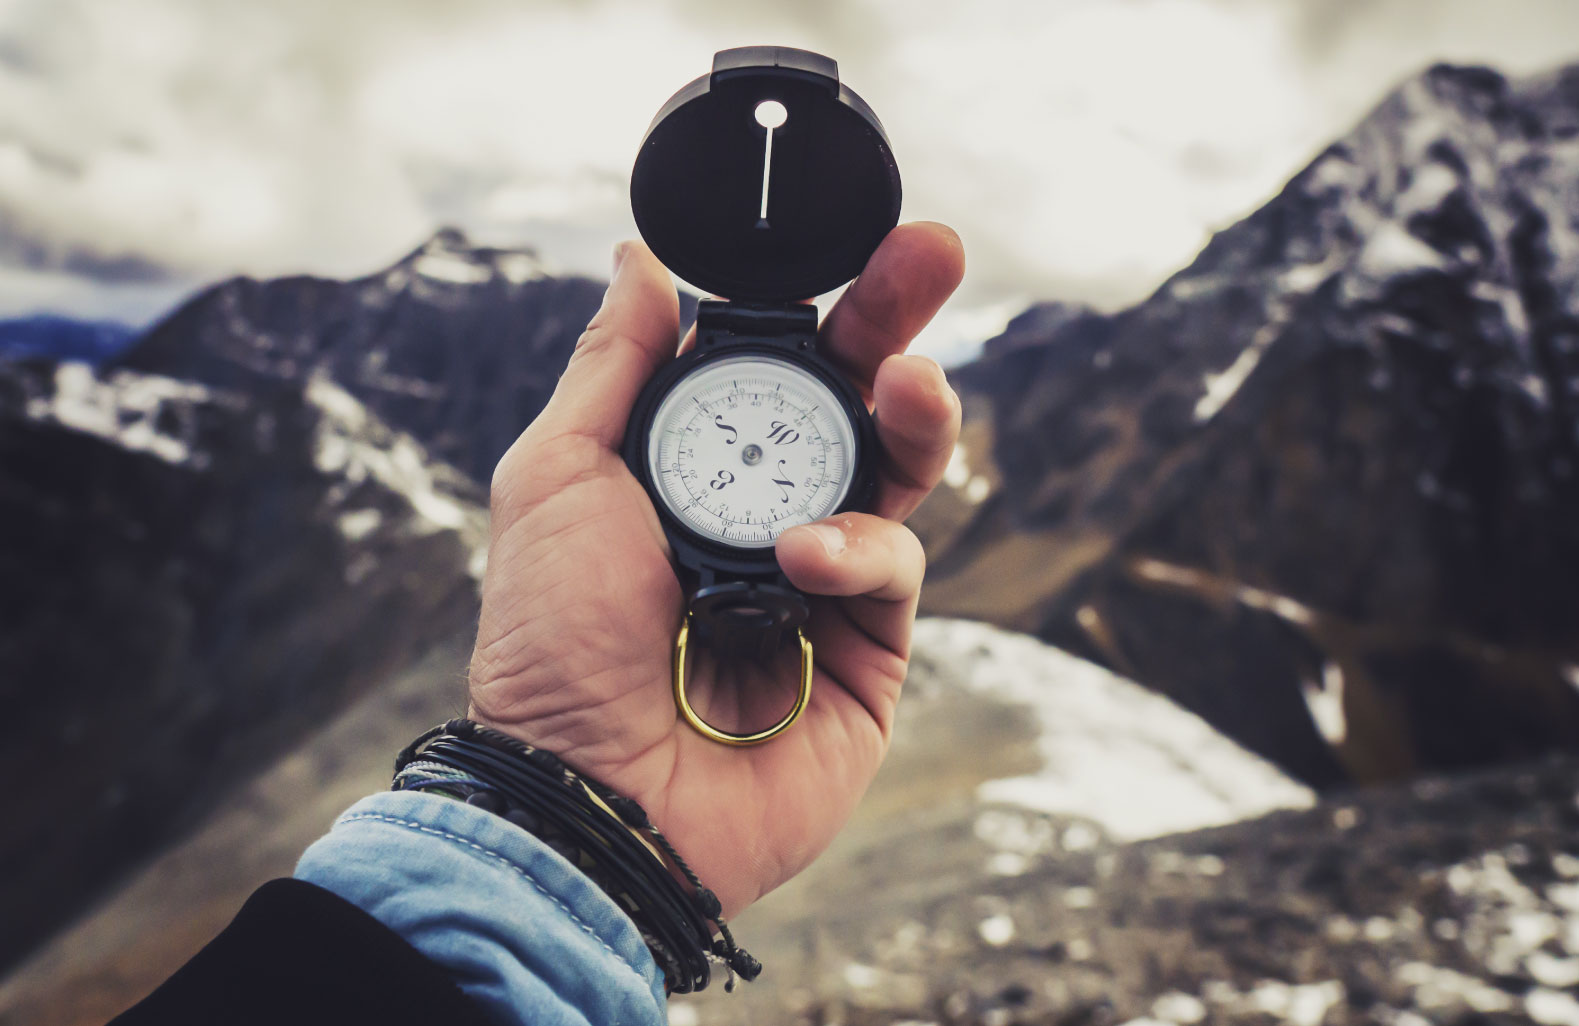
[534,241,680,448]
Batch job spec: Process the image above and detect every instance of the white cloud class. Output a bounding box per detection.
[0,0,1576,357]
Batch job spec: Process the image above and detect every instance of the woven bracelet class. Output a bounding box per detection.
[393,719,760,993]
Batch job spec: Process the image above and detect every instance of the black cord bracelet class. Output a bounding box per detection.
[393,719,760,994]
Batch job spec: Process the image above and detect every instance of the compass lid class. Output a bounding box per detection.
[630,46,902,302]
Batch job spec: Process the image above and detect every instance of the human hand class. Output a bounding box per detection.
[468,223,964,918]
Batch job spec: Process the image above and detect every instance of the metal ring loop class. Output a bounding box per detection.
[672,615,813,746]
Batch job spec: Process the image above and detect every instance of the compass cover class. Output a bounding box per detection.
[630,46,902,302]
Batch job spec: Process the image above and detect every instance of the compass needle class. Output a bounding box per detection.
[754,100,787,228]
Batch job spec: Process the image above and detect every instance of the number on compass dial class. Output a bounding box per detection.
[646,353,858,548]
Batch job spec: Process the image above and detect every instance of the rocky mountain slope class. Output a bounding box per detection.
[687,744,1579,1026]
[914,62,1579,789]
[5,620,1574,1026]
[0,357,486,972]
[0,619,1316,1026]
[119,230,694,485]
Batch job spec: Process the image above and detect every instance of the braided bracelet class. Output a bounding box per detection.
[393,719,760,993]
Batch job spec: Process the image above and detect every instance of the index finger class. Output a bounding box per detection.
[817,222,965,399]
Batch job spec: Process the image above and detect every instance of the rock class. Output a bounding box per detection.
[0,357,486,973]
[916,63,1579,788]
[685,752,1579,1026]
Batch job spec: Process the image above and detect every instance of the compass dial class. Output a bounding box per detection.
[647,354,858,549]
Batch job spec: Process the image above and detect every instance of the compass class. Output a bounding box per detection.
[621,46,901,745]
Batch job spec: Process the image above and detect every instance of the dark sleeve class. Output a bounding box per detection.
[110,878,492,1026]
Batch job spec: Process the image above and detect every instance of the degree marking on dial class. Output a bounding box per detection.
[649,356,855,548]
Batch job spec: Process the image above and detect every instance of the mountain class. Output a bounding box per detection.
[0,316,134,362]
[913,62,1579,789]
[0,357,486,972]
[0,229,689,972]
[119,229,695,485]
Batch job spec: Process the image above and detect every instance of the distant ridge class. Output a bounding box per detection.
[0,315,134,363]
[913,62,1579,787]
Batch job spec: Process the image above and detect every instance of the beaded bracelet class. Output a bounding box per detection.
[393,719,760,993]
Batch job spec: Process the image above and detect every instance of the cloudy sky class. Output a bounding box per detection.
[1,0,1576,361]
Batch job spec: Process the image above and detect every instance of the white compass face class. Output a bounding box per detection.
[647,354,858,549]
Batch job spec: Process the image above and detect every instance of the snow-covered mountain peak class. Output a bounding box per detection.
[383,228,551,294]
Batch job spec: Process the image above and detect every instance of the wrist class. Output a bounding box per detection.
[394,719,760,993]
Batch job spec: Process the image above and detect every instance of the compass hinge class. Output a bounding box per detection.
[695,300,817,344]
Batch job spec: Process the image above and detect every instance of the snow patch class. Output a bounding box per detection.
[1235,582,1316,625]
[1527,951,1579,988]
[1062,886,1095,909]
[977,914,1015,946]
[1518,373,1550,407]
[1201,979,1344,1026]
[28,361,215,466]
[1356,220,1447,279]
[1277,259,1337,294]
[974,809,1057,854]
[1303,662,1348,745]
[413,251,493,285]
[336,509,383,541]
[943,445,970,488]
[985,852,1030,876]
[916,619,1314,842]
[495,252,546,285]
[1470,281,1530,341]
[307,373,475,535]
[1131,557,1315,627]
[1062,823,1101,852]
[1398,161,1461,215]
[467,545,489,582]
[1193,315,1288,423]
[1444,851,1579,979]
[1151,992,1206,1024]
[1528,988,1579,1026]
[943,444,993,505]
[1394,962,1512,1013]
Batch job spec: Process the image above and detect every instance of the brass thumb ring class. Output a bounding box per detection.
[671,615,813,746]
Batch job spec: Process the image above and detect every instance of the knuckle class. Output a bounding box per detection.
[572,322,635,360]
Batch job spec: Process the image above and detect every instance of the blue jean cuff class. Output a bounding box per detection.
[296,789,666,1026]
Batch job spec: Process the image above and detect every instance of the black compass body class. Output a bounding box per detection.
[622,46,901,657]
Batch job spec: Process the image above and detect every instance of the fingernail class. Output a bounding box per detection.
[801,522,846,560]
[611,241,631,277]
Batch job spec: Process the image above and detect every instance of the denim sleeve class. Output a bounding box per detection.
[294,789,667,1026]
